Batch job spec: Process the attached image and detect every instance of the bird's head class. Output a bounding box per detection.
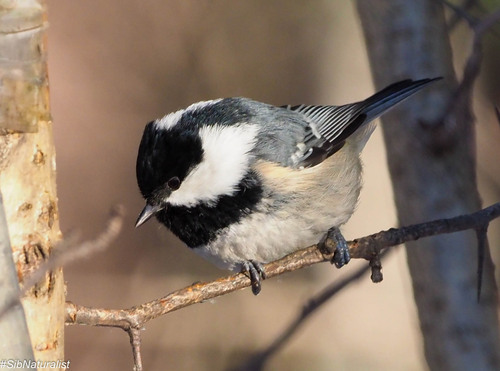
[135,99,259,227]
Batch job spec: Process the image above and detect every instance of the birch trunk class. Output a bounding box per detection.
[0,0,65,368]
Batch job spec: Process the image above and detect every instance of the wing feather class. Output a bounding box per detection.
[282,78,440,168]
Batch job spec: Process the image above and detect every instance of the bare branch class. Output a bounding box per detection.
[0,206,125,321]
[473,7,500,37]
[474,225,488,302]
[443,4,500,111]
[65,202,500,331]
[438,5,500,303]
[442,0,478,28]
[127,328,143,371]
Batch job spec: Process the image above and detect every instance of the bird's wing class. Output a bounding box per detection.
[279,78,440,168]
[280,103,362,168]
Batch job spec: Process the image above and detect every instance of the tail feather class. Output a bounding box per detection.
[361,77,442,122]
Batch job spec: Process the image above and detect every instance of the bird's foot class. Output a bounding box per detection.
[241,260,267,295]
[319,226,350,268]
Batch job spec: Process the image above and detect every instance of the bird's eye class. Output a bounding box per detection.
[167,176,181,191]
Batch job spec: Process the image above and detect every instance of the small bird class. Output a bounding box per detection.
[136,78,439,295]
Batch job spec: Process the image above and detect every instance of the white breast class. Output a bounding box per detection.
[193,142,363,271]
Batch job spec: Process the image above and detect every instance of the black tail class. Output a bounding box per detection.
[362,77,442,122]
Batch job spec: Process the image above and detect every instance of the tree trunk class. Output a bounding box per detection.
[355,1,500,370]
[0,194,35,364]
[0,1,65,368]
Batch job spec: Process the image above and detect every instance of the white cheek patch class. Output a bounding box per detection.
[154,99,223,130]
[167,123,259,207]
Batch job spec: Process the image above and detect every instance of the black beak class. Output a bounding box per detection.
[135,203,163,228]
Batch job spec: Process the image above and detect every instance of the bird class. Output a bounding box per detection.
[135,78,440,295]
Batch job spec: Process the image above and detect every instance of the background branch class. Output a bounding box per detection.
[0,206,125,322]
[445,4,500,113]
[356,1,500,369]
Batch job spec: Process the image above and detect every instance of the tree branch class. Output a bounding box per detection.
[440,2,500,301]
[442,3,500,112]
[127,328,143,371]
[357,2,500,369]
[0,206,125,321]
[65,203,500,371]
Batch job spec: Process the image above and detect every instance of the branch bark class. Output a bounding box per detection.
[65,203,500,371]
[66,203,500,324]
[356,1,500,370]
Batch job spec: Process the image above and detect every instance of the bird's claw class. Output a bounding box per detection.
[242,260,267,295]
[319,227,350,268]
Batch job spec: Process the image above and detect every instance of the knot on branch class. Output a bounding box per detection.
[369,253,383,283]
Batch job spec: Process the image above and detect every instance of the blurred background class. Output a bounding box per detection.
[45,1,499,370]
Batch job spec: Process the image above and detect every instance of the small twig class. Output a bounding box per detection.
[475,224,488,302]
[0,205,125,321]
[442,0,478,29]
[473,7,500,37]
[66,202,500,330]
[26,205,125,292]
[127,328,143,371]
[443,4,500,114]
[369,252,383,283]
